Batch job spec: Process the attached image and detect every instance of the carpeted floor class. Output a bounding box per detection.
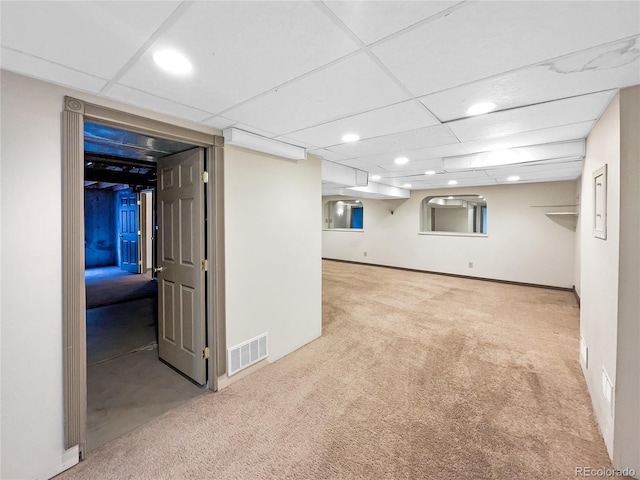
[59,260,617,480]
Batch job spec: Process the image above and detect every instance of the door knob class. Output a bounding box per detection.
[154,266,164,273]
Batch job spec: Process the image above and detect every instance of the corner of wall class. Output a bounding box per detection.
[579,91,620,458]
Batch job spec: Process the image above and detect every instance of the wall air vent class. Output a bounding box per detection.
[227,332,268,376]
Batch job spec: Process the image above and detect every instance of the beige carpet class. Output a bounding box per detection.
[58,260,617,480]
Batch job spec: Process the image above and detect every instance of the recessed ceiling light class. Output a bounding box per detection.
[448,180,458,185]
[424,170,436,175]
[447,196,454,199]
[342,133,360,142]
[153,50,192,75]
[507,175,520,181]
[394,157,409,165]
[403,183,412,188]
[371,174,381,181]
[466,101,496,116]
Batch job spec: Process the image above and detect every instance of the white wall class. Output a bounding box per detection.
[613,86,639,474]
[2,70,75,480]
[580,86,639,476]
[1,70,322,479]
[574,178,582,297]
[323,181,577,288]
[224,146,322,363]
[579,93,621,457]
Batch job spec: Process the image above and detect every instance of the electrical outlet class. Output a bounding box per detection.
[468,262,473,268]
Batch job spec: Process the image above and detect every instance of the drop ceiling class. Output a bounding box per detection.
[2,1,639,198]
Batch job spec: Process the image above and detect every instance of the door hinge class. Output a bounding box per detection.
[137,200,141,206]
[201,171,209,183]
[201,259,208,271]
[202,347,210,359]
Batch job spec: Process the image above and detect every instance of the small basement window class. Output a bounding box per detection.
[324,200,364,230]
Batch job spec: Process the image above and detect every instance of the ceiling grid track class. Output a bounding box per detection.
[100,1,196,95]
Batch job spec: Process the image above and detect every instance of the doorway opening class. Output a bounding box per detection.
[82,122,210,451]
[63,97,226,458]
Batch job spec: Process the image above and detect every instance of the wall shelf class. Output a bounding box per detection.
[545,212,578,216]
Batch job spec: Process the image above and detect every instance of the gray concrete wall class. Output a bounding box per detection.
[84,189,117,268]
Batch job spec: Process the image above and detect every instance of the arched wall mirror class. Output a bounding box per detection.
[420,195,487,235]
[324,200,364,230]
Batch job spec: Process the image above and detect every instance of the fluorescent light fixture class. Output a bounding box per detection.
[223,128,307,160]
[424,170,436,175]
[371,174,381,181]
[153,50,192,75]
[394,157,409,165]
[448,180,458,185]
[507,175,520,181]
[466,101,496,116]
[403,183,412,188]
[342,133,360,142]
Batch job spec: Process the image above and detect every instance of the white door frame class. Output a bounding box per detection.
[62,96,227,458]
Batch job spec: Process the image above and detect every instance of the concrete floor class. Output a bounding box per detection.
[85,266,158,309]
[86,269,207,451]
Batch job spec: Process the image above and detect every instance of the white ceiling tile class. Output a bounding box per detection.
[222,53,409,134]
[379,159,445,178]
[118,1,359,114]
[308,148,352,162]
[275,136,319,149]
[377,169,491,188]
[404,177,499,190]
[232,124,280,139]
[461,122,595,155]
[447,91,616,142]
[372,166,445,179]
[372,1,640,96]
[494,167,583,183]
[421,37,640,122]
[485,160,584,177]
[1,1,181,78]
[382,169,491,189]
[324,1,462,45]
[444,141,585,171]
[329,124,458,158]
[377,159,446,174]
[338,143,467,169]
[281,101,439,148]
[201,116,236,130]
[0,47,107,93]
[105,84,213,123]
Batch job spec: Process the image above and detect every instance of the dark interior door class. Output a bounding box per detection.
[118,192,140,273]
